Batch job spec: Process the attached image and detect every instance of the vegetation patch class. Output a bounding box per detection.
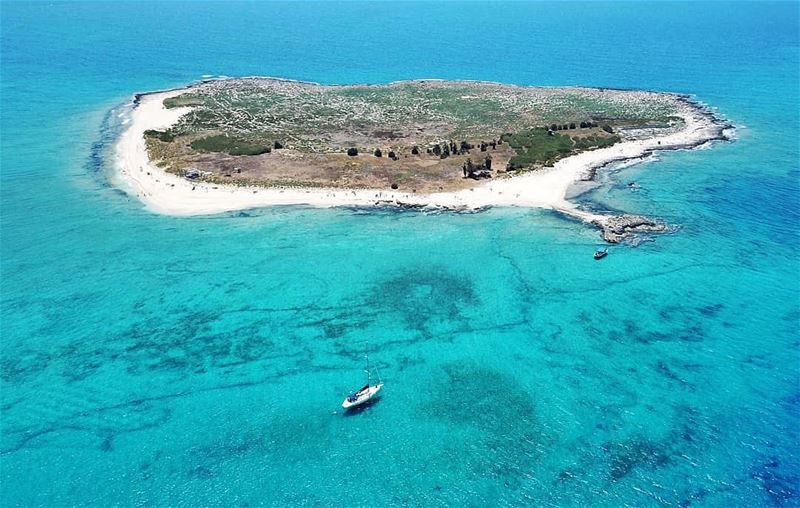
[144,129,175,142]
[573,134,620,151]
[189,135,272,156]
[502,129,575,169]
[501,128,622,169]
[163,94,205,109]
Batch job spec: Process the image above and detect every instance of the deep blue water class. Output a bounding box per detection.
[1,2,799,506]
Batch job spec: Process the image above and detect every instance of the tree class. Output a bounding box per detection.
[432,144,441,156]
[273,141,284,149]
[411,146,420,155]
[374,148,382,157]
[602,124,614,133]
[484,155,492,171]
[464,158,479,178]
[569,123,576,129]
[347,147,358,156]
[550,124,558,131]
[388,150,397,160]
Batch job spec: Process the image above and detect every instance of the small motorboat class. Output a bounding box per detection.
[594,247,609,260]
[342,354,383,410]
[342,382,383,410]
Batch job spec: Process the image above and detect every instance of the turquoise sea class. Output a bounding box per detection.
[1,2,798,506]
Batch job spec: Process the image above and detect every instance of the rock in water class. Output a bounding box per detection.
[593,214,667,243]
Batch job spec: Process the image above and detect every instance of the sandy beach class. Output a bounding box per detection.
[114,87,729,223]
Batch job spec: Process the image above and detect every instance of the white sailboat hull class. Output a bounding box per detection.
[342,383,383,409]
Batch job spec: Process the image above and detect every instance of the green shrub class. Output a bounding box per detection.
[572,134,620,150]
[503,128,576,169]
[144,129,175,142]
[190,135,271,156]
[163,95,205,109]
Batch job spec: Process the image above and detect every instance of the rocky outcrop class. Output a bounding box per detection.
[592,214,668,243]
[369,199,486,214]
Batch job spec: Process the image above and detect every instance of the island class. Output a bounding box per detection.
[114,78,732,241]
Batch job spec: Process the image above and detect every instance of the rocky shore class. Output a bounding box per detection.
[573,99,733,242]
[591,215,670,243]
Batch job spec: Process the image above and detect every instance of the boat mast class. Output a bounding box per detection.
[371,355,382,384]
[363,351,381,386]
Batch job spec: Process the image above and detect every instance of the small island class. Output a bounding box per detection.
[114,78,731,241]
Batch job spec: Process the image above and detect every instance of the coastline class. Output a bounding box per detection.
[113,82,733,236]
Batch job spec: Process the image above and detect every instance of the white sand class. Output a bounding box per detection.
[114,88,723,221]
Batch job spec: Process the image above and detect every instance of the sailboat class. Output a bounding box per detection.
[342,355,383,410]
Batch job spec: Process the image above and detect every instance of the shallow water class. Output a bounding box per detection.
[1,2,798,506]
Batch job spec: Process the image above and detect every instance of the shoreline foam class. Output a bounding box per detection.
[113,82,733,235]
